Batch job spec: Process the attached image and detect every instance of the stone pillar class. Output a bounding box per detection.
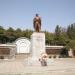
[31,32,45,58]
[27,32,45,65]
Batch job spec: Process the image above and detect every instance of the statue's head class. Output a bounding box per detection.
[36,14,39,17]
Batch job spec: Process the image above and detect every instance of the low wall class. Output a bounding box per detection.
[0,44,16,59]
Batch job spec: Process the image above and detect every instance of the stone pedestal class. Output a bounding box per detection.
[27,32,45,66]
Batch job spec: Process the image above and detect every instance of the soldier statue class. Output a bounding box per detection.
[33,14,41,32]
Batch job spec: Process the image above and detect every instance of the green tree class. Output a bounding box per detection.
[54,25,61,45]
[45,31,54,45]
[0,26,4,34]
[0,26,6,43]
[54,25,68,45]
[66,40,75,50]
[54,25,61,40]
[15,28,22,38]
[5,27,16,43]
[22,29,33,39]
[67,24,75,39]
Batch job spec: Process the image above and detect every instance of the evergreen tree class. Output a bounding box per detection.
[45,31,54,45]
[0,26,5,43]
[55,25,61,40]
[15,28,22,38]
[67,24,75,39]
[5,27,16,43]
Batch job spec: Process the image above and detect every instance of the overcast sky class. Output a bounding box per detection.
[0,0,75,32]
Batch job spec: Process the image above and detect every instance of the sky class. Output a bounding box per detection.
[0,0,75,32]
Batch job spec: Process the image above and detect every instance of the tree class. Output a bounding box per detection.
[67,24,75,39]
[54,25,61,40]
[0,26,4,34]
[66,40,75,50]
[45,31,54,45]
[5,27,16,43]
[15,28,22,38]
[54,25,68,45]
[54,25,62,45]
[22,29,33,39]
[0,26,6,43]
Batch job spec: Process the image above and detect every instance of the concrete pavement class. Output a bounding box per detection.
[0,58,75,75]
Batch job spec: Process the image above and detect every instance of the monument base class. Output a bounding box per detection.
[27,32,45,66]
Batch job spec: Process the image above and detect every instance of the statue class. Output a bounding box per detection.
[33,14,41,32]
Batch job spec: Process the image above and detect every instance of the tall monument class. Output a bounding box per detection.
[28,14,45,66]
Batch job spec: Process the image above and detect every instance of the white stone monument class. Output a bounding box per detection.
[15,37,31,53]
[27,32,45,65]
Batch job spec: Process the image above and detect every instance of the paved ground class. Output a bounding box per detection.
[0,58,75,75]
